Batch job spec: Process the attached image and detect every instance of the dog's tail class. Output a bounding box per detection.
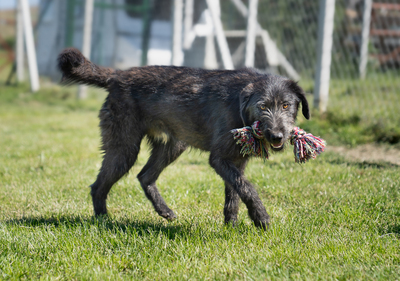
[58,48,114,89]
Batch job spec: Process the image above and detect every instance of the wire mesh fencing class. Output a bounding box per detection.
[0,0,399,143]
[218,0,400,143]
[148,0,400,141]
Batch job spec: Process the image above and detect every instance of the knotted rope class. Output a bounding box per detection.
[230,121,326,163]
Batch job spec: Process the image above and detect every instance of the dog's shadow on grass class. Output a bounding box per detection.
[4,214,194,240]
[379,223,400,238]
[4,214,260,240]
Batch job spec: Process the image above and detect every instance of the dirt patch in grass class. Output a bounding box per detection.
[328,144,400,166]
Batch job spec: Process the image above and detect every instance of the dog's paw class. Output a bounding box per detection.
[224,216,238,227]
[224,220,237,229]
[254,220,269,231]
[248,206,270,230]
[158,209,177,221]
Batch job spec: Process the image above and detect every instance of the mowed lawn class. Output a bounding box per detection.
[0,87,399,280]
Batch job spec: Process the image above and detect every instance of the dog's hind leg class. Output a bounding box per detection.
[90,140,142,216]
[209,154,270,230]
[90,100,144,216]
[137,138,187,220]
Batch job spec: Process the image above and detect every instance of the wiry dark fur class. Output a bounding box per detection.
[58,48,310,230]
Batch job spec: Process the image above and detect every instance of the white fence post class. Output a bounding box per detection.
[172,0,184,66]
[314,0,336,113]
[16,0,25,82]
[359,0,372,79]
[20,0,39,92]
[183,0,194,50]
[78,0,94,100]
[244,0,258,67]
[205,0,234,70]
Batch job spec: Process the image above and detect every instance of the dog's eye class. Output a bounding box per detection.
[260,105,266,110]
[283,103,289,109]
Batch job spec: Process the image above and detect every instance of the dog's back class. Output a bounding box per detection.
[58,48,263,150]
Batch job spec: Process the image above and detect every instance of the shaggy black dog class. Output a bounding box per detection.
[58,48,310,230]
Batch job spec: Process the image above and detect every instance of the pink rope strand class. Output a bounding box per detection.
[230,122,326,163]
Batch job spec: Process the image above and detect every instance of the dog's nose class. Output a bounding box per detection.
[270,132,283,144]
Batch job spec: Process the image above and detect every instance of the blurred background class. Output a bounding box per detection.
[0,0,399,149]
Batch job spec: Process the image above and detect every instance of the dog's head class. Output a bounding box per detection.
[239,75,310,152]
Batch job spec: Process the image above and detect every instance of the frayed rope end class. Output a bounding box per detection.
[290,127,326,163]
[230,121,269,159]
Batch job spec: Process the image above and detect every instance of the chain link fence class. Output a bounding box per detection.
[221,0,400,144]
[1,0,399,144]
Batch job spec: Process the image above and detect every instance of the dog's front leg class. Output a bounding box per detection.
[223,159,247,226]
[224,182,240,226]
[209,154,270,230]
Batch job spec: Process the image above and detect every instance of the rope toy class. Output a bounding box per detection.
[230,121,270,159]
[230,121,326,163]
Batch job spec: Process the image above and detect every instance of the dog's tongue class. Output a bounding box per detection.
[271,143,283,148]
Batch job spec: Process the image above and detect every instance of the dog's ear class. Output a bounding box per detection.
[239,83,254,125]
[288,81,310,120]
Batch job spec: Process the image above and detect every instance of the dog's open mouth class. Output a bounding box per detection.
[270,142,284,151]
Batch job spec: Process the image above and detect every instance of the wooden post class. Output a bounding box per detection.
[205,0,234,70]
[172,0,184,66]
[16,0,25,82]
[20,0,40,92]
[359,0,372,79]
[245,0,258,67]
[77,0,94,100]
[313,0,336,113]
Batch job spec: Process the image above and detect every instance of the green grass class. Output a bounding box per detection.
[298,74,400,147]
[1,82,400,280]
